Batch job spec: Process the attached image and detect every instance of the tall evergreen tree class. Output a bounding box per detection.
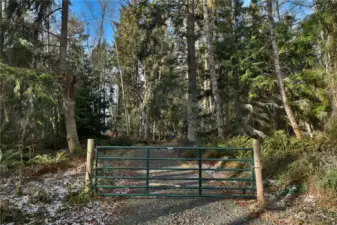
[59,0,82,153]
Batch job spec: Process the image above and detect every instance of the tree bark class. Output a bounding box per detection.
[267,0,302,139]
[186,0,198,142]
[0,0,4,57]
[140,63,150,139]
[275,0,281,22]
[113,38,130,135]
[326,31,337,116]
[152,121,156,141]
[231,0,242,126]
[59,0,82,153]
[202,0,224,138]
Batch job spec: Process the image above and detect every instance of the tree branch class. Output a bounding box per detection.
[42,7,62,22]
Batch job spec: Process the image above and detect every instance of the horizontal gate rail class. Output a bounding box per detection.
[97,156,251,162]
[95,185,255,190]
[93,145,255,199]
[97,193,254,198]
[96,146,252,150]
[95,176,252,181]
[95,167,251,171]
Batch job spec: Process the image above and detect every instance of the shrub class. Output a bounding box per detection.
[63,187,92,206]
[30,151,69,165]
[326,114,337,139]
[317,165,337,190]
[199,135,252,159]
[261,131,337,193]
[280,158,314,184]
[0,149,21,173]
[29,151,71,175]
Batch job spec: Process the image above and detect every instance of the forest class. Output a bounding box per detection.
[0,0,336,224]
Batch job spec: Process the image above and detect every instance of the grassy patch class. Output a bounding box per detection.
[63,187,93,206]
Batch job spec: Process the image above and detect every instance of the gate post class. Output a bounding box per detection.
[85,139,95,192]
[253,139,264,205]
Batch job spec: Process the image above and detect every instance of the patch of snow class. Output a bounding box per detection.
[303,195,315,204]
[2,172,120,224]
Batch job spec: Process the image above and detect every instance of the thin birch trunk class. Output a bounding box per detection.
[267,0,302,139]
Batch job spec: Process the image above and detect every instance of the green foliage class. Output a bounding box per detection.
[279,184,307,196]
[326,115,337,139]
[63,187,93,206]
[200,136,252,158]
[0,62,62,153]
[279,158,314,184]
[262,131,337,192]
[0,149,20,172]
[30,151,69,165]
[28,151,71,175]
[199,132,336,192]
[317,165,337,190]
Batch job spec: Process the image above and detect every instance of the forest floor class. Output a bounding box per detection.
[1,142,336,224]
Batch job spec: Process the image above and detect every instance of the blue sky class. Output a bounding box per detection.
[69,0,312,45]
[71,0,121,46]
[70,0,251,45]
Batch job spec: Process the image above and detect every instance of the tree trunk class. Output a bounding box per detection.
[275,0,281,22]
[187,0,198,142]
[152,121,156,141]
[59,0,82,153]
[139,62,150,139]
[231,0,242,127]
[202,0,224,138]
[267,0,302,139]
[114,39,130,135]
[325,31,337,116]
[0,0,4,57]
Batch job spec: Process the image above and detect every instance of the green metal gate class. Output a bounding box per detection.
[93,146,255,198]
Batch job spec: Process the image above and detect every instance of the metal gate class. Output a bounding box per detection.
[93,146,255,198]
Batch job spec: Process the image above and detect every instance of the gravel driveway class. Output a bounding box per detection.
[114,197,264,225]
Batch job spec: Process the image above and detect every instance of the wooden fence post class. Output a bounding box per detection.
[253,139,264,205]
[85,139,94,192]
